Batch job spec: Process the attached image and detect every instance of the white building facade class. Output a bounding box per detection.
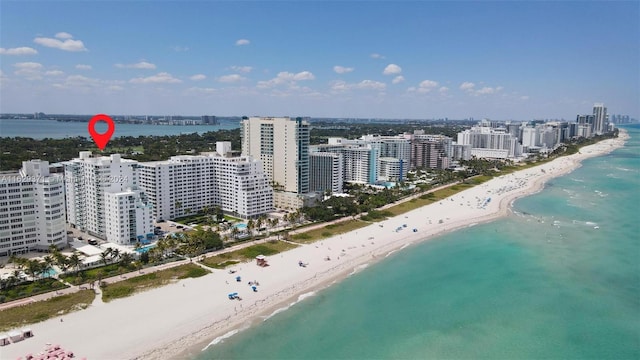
[0,160,66,256]
[63,152,153,245]
[136,142,273,220]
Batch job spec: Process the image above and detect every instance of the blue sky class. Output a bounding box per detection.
[1,1,638,120]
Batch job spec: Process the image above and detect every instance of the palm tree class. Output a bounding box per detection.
[100,250,110,267]
[68,253,81,274]
[110,248,121,262]
[42,255,55,278]
[26,259,42,281]
[230,226,240,240]
[247,219,255,236]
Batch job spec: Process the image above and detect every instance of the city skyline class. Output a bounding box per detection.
[1,1,638,120]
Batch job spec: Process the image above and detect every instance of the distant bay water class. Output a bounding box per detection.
[196,125,640,360]
[0,119,239,139]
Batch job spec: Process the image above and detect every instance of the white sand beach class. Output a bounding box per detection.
[2,133,627,360]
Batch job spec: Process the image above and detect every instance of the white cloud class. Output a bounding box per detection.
[520,95,530,100]
[392,76,405,84]
[75,64,92,70]
[257,71,315,88]
[172,46,189,52]
[331,79,386,91]
[460,82,503,96]
[439,86,449,93]
[13,62,43,79]
[293,71,314,80]
[45,70,64,76]
[186,87,217,95]
[333,66,354,74]
[115,61,157,70]
[383,64,402,75]
[460,82,475,91]
[230,65,253,73]
[33,34,87,52]
[235,39,250,46]
[0,47,38,55]
[476,86,499,95]
[107,85,124,91]
[370,53,385,59]
[217,74,246,83]
[408,79,439,93]
[189,74,207,81]
[129,72,182,84]
[55,32,74,40]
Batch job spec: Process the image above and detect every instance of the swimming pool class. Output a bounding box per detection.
[135,244,156,254]
[234,223,247,230]
[40,268,58,277]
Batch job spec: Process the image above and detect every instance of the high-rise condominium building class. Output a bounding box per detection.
[593,103,608,135]
[410,134,452,170]
[0,160,66,256]
[136,142,273,220]
[240,117,310,209]
[63,152,153,245]
[309,152,344,194]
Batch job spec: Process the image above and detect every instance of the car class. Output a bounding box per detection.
[157,219,166,223]
[88,239,98,245]
[170,224,176,227]
[176,225,184,229]
[78,236,84,240]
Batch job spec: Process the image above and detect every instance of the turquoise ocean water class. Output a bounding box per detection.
[197,125,640,360]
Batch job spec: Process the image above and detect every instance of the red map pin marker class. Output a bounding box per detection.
[88,114,115,150]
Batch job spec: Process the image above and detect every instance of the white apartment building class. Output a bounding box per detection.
[241,117,310,208]
[136,142,273,220]
[64,152,153,244]
[342,146,378,184]
[0,160,66,256]
[105,189,153,244]
[378,158,406,182]
[457,125,521,159]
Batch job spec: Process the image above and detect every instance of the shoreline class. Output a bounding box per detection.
[2,132,628,360]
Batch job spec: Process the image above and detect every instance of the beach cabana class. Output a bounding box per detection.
[8,330,23,342]
[0,334,9,346]
[256,255,268,267]
[22,328,33,338]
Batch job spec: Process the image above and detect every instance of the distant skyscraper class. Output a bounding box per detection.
[241,117,310,209]
[592,103,607,135]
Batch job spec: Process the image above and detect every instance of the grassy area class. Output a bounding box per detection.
[60,263,133,285]
[0,278,69,303]
[0,290,95,332]
[200,241,299,269]
[100,263,209,302]
[290,219,369,244]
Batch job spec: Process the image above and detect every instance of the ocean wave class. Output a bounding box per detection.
[263,305,292,322]
[201,325,250,351]
[262,291,317,322]
[348,264,369,276]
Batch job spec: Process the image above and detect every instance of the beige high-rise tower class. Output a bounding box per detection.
[240,117,310,209]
